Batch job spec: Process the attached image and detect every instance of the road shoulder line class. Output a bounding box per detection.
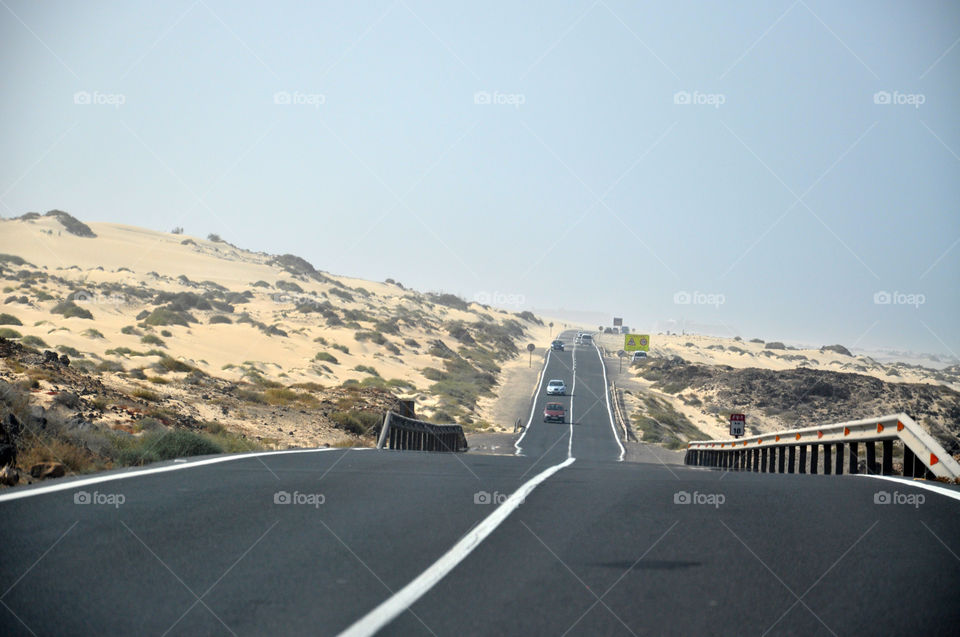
[0,447,361,503]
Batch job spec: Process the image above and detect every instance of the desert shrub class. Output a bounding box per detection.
[276,280,303,293]
[207,233,223,243]
[330,411,381,436]
[374,320,400,335]
[329,288,354,302]
[121,325,141,335]
[354,364,379,376]
[0,312,21,325]
[154,356,194,373]
[82,328,104,339]
[0,327,21,338]
[141,334,166,347]
[404,338,420,348]
[516,310,542,325]
[152,292,211,312]
[209,314,233,324]
[313,351,338,364]
[427,293,468,310]
[160,329,172,337]
[45,210,95,237]
[331,343,350,354]
[354,330,386,345]
[142,307,195,326]
[132,388,161,402]
[56,345,81,357]
[252,280,270,288]
[51,301,93,320]
[0,253,27,266]
[148,430,223,459]
[20,335,47,348]
[386,378,416,391]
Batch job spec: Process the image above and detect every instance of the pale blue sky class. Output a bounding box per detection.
[2,1,958,356]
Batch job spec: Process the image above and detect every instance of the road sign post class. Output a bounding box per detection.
[729,413,745,438]
[527,343,535,367]
[617,349,625,373]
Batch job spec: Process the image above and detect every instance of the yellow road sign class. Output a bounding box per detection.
[624,334,650,351]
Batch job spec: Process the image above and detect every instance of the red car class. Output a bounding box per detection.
[543,402,565,423]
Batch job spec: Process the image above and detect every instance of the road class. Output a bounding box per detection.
[1,330,958,636]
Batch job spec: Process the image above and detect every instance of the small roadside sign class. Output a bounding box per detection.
[624,334,650,352]
[613,317,623,327]
[729,413,745,437]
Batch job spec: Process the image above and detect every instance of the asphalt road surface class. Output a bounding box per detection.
[2,330,958,636]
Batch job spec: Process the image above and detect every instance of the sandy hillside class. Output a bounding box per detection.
[0,212,551,431]
[595,332,960,391]
[595,331,960,451]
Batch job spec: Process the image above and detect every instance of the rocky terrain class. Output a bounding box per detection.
[631,356,960,455]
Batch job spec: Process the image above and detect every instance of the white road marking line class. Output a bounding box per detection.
[595,344,626,461]
[569,343,576,458]
[338,456,577,637]
[0,447,364,503]
[514,348,553,455]
[857,474,960,503]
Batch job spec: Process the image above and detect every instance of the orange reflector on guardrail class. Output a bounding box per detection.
[897,421,904,432]
[817,431,823,439]
[757,439,763,444]
[775,435,780,442]
[844,427,851,436]
[877,423,884,433]
[931,454,939,466]
[795,433,801,440]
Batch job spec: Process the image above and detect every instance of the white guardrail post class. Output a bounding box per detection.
[684,413,960,481]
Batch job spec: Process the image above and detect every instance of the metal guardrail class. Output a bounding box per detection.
[376,411,468,452]
[684,413,960,481]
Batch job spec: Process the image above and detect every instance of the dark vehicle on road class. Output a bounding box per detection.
[551,339,564,351]
[543,402,565,423]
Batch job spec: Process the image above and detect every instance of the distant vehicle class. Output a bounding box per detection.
[575,332,584,344]
[546,379,566,395]
[551,340,564,351]
[543,402,565,423]
[580,334,592,344]
[631,351,647,361]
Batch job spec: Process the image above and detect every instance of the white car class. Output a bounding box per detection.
[631,351,647,361]
[546,379,566,395]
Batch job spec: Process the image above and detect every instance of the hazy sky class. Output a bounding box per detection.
[2,1,958,356]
